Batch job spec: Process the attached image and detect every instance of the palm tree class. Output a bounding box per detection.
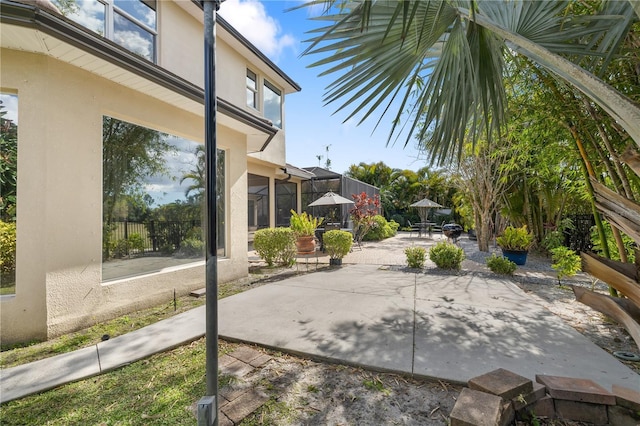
[302,0,639,163]
[302,0,640,348]
[181,145,205,202]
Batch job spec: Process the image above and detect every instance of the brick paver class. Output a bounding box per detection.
[612,384,640,411]
[536,375,615,405]
[220,389,269,424]
[450,387,512,426]
[468,368,533,401]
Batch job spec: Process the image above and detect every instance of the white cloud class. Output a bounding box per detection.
[219,0,296,61]
[114,30,152,59]
[0,94,18,125]
[70,0,106,35]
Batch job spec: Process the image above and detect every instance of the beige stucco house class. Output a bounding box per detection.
[0,0,308,343]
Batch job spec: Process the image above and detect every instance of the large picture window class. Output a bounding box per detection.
[102,116,225,282]
[54,0,157,62]
[0,93,18,295]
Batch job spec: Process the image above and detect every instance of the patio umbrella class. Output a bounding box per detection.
[308,191,354,227]
[308,191,354,206]
[409,198,443,223]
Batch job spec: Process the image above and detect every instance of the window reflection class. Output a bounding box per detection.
[246,69,257,109]
[264,80,282,129]
[102,116,225,282]
[57,0,106,36]
[114,0,156,29]
[53,0,156,62]
[0,93,18,296]
[114,13,154,61]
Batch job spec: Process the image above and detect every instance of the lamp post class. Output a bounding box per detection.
[197,1,222,425]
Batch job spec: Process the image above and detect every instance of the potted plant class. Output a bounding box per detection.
[323,229,353,265]
[496,225,534,265]
[290,210,322,254]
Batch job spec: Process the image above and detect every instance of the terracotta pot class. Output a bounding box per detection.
[295,235,316,255]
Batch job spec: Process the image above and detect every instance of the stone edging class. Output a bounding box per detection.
[449,368,640,425]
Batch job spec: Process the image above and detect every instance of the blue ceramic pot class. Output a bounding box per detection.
[501,249,528,266]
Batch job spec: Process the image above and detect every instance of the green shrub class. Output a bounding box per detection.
[486,254,517,275]
[390,214,405,227]
[497,225,533,251]
[363,215,399,241]
[0,220,16,275]
[113,238,130,258]
[184,226,203,241]
[160,243,175,255]
[404,246,426,269]
[323,230,353,260]
[127,233,146,253]
[540,218,574,253]
[177,238,204,258]
[253,227,296,267]
[290,210,321,237]
[551,246,581,284]
[590,221,635,263]
[429,241,465,270]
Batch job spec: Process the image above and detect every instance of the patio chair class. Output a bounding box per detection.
[431,221,444,234]
[352,226,365,251]
[407,220,422,238]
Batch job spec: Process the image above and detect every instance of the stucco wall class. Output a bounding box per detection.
[0,49,250,343]
[158,1,288,173]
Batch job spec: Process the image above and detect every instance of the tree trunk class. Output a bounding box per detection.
[477,211,492,252]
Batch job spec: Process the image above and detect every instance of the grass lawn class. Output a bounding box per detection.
[0,265,299,424]
[1,338,227,425]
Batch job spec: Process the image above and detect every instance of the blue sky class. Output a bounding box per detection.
[219,0,427,174]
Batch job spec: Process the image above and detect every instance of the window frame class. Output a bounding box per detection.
[55,0,157,62]
[246,69,258,110]
[263,79,282,129]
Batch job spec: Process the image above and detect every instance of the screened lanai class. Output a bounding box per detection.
[301,167,380,227]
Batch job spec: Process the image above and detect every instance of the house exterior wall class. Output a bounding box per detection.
[0,48,254,342]
[0,0,301,344]
[159,1,287,167]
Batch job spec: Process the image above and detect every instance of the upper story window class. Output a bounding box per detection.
[246,69,257,109]
[263,80,282,129]
[54,0,157,62]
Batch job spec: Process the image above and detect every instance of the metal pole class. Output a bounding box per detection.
[198,1,221,425]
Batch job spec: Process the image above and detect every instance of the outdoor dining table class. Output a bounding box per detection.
[418,222,435,236]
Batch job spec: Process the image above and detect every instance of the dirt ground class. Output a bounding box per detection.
[219,241,638,425]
